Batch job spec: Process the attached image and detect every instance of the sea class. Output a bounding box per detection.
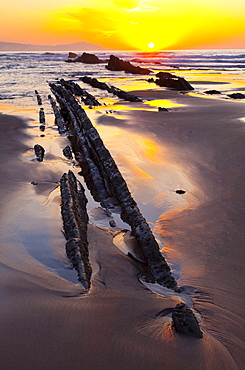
[0,49,245,107]
[0,49,245,369]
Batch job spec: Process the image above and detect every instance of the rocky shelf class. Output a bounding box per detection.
[49,80,178,291]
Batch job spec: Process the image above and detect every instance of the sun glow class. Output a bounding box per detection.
[1,0,245,50]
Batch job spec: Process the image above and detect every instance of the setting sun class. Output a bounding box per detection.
[1,0,245,50]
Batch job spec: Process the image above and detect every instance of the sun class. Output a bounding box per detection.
[148,42,155,49]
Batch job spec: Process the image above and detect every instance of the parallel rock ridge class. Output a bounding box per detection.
[60,170,92,291]
[49,80,178,291]
[80,76,142,102]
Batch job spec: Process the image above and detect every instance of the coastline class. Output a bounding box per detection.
[0,68,245,368]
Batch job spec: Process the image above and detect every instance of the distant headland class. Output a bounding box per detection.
[0,41,106,52]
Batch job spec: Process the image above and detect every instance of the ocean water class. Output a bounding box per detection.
[0,49,245,107]
[1,49,245,368]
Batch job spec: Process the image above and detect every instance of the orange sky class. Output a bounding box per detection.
[1,0,245,50]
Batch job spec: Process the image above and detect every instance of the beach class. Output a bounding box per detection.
[0,51,245,369]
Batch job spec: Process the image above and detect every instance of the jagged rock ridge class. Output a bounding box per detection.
[60,170,92,291]
[49,80,178,291]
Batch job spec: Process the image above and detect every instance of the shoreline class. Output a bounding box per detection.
[0,73,245,368]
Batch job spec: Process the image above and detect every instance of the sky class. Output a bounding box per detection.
[1,0,245,50]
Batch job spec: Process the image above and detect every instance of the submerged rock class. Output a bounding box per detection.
[172,303,203,338]
[34,144,45,162]
[106,55,152,75]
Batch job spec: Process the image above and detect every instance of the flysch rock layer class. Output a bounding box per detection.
[49,80,178,291]
[60,170,92,291]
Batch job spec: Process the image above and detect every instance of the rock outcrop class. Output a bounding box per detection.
[172,303,203,338]
[59,79,101,106]
[67,52,78,59]
[66,52,104,64]
[156,71,178,79]
[155,76,194,91]
[80,76,142,102]
[106,55,152,75]
[60,170,92,291]
[49,80,178,291]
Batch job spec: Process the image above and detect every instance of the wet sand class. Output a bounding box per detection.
[0,85,244,369]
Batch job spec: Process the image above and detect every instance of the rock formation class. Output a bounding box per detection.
[106,55,152,75]
[60,170,92,291]
[156,71,178,79]
[66,52,104,64]
[59,79,101,106]
[34,144,45,162]
[227,92,245,99]
[67,52,78,59]
[172,303,203,338]
[204,90,221,95]
[49,80,178,291]
[155,76,194,91]
[35,90,42,105]
[80,76,142,102]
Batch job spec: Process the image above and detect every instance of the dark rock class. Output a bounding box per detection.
[109,220,117,227]
[35,90,42,105]
[155,77,194,91]
[68,52,78,59]
[63,145,73,160]
[176,189,186,194]
[158,107,169,112]
[67,52,104,64]
[106,55,152,75]
[34,144,45,162]
[172,303,203,338]
[49,82,179,291]
[39,125,45,132]
[227,92,245,99]
[59,79,101,106]
[48,95,68,135]
[156,71,178,79]
[148,78,155,83]
[39,108,45,124]
[60,170,92,291]
[80,76,142,102]
[204,90,221,95]
[31,181,38,185]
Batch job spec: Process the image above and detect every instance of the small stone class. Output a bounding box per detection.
[31,181,38,185]
[158,107,169,112]
[109,220,117,227]
[176,189,186,194]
